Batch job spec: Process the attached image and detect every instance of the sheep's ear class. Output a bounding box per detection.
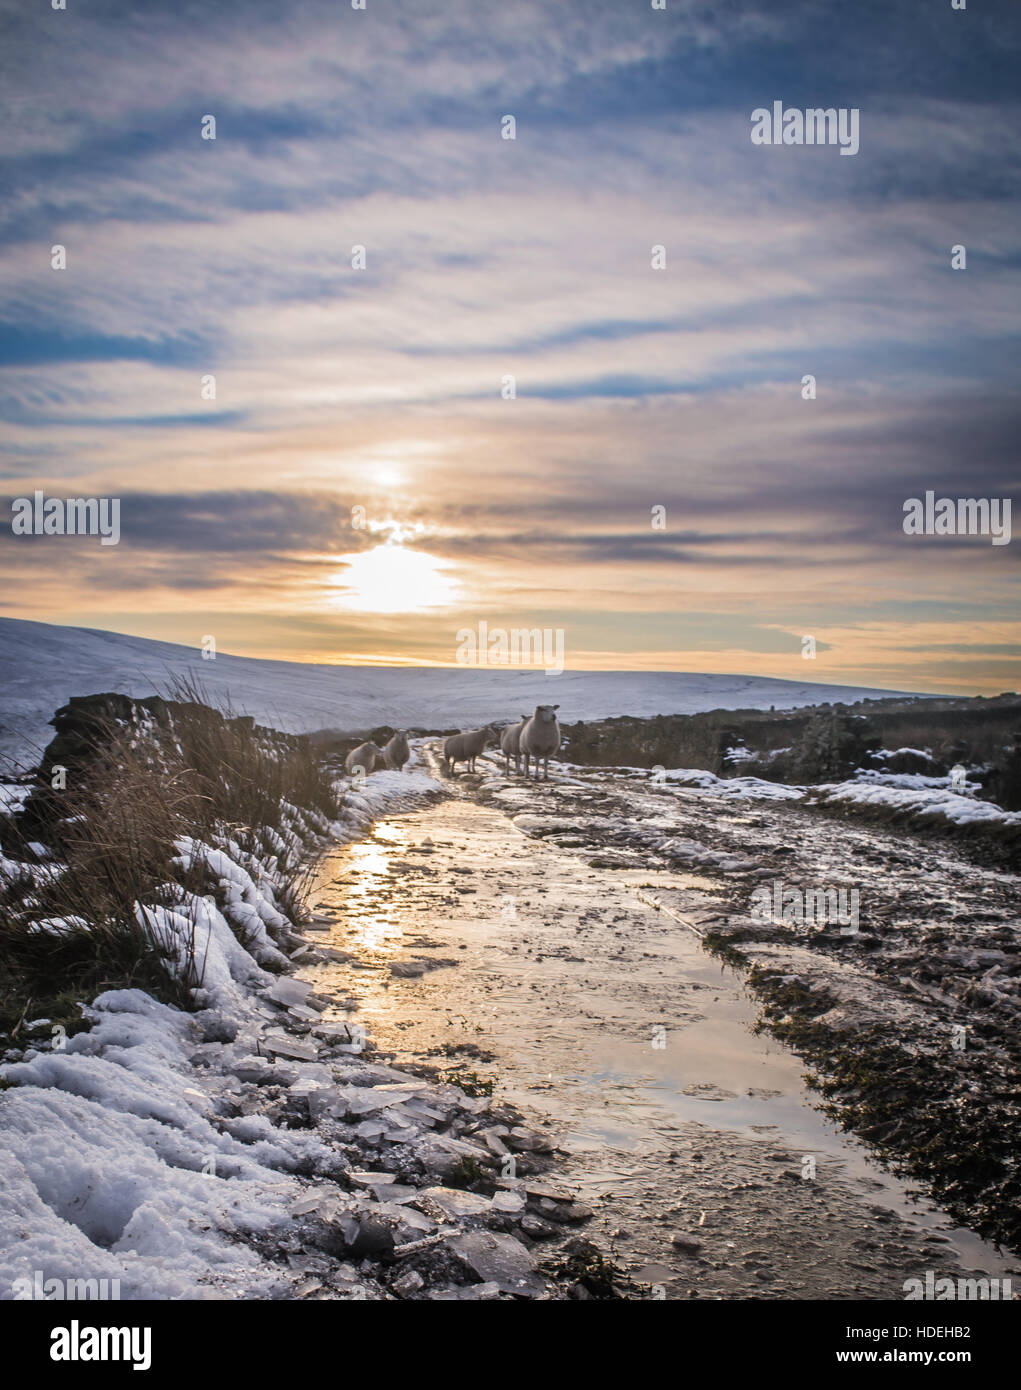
[553,704,559,711]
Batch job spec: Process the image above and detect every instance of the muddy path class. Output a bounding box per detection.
[302,747,1020,1299]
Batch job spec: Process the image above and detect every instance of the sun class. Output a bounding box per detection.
[332,544,459,614]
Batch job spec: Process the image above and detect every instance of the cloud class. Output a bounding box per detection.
[0,0,1017,690]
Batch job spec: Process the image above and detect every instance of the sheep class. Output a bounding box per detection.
[443,725,494,774]
[345,741,382,777]
[499,715,530,775]
[520,704,561,780]
[383,730,411,771]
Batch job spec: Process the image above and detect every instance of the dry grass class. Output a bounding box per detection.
[0,687,343,1041]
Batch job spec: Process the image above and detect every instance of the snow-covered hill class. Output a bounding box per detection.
[0,617,924,771]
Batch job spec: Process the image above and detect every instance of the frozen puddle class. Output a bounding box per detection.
[304,794,1019,1299]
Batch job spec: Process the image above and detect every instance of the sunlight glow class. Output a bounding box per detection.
[332,544,459,614]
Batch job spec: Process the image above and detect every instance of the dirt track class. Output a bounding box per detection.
[303,745,1020,1299]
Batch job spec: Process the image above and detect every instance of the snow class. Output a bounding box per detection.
[0,762,446,1301]
[724,745,759,763]
[651,768,805,801]
[812,779,1021,828]
[0,616,923,771]
[0,784,31,813]
[0,990,322,1299]
[853,769,981,793]
[27,916,91,936]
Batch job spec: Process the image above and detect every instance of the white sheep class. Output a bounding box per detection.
[499,715,529,775]
[520,704,561,780]
[443,725,494,774]
[383,730,411,771]
[345,741,382,776]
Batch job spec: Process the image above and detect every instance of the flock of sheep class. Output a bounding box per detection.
[343,704,562,782]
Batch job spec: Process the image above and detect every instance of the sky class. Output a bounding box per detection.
[0,0,1018,694]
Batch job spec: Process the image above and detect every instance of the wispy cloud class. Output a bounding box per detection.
[0,0,1017,691]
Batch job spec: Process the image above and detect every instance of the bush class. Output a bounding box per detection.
[0,687,344,1042]
[788,710,881,783]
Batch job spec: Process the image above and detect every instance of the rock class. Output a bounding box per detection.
[430,1281,503,1301]
[374,1203,435,1237]
[232,1055,296,1086]
[392,1269,424,1298]
[288,1004,322,1023]
[506,1127,552,1152]
[354,1120,386,1141]
[349,1089,416,1115]
[670,1234,703,1254]
[400,1100,446,1126]
[291,1189,336,1217]
[309,1211,361,1257]
[342,1216,396,1259]
[347,1169,399,1189]
[307,1088,348,1122]
[520,1214,558,1240]
[413,1186,492,1220]
[480,1127,510,1156]
[261,1032,320,1063]
[449,1231,546,1297]
[267,977,315,1009]
[490,1191,526,1216]
[524,1180,575,1203]
[368,1183,418,1205]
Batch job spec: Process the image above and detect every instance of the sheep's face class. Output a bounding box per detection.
[534,704,559,723]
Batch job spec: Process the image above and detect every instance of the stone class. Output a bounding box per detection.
[413,1186,492,1220]
[490,1191,526,1215]
[524,1180,575,1203]
[480,1128,510,1156]
[232,1055,295,1086]
[267,977,314,1009]
[334,1216,396,1259]
[449,1232,545,1298]
[369,1183,418,1204]
[347,1170,399,1189]
[392,1269,424,1298]
[507,1127,551,1152]
[291,1189,335,1217]
[288,1004,321,1023]
[430,1281,503,1301]
[261,1032,320,1063]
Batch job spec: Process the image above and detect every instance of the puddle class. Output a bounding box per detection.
[304,790,1019,1297]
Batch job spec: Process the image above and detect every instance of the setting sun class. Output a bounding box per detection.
[332,544,460,614]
